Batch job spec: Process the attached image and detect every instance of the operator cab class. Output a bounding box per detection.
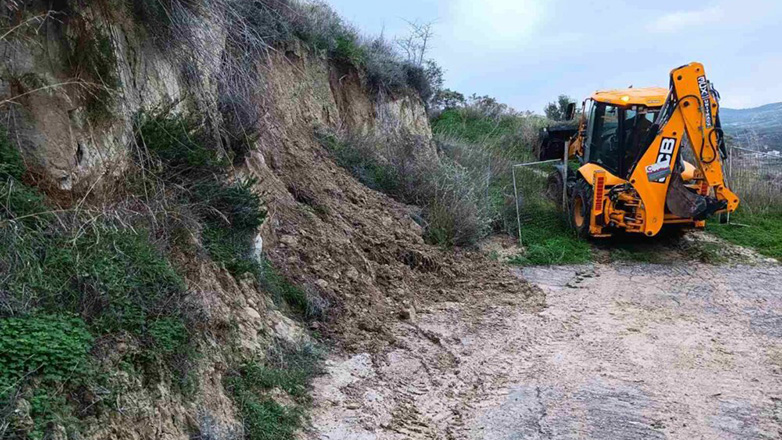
[580,87,669,180]
[583,101,660,179]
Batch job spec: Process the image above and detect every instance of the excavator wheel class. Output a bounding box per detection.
[569,179,593,238]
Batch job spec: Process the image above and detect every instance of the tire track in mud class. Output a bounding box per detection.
[307,262,782,439]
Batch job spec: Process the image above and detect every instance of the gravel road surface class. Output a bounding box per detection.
[307,262,782,439]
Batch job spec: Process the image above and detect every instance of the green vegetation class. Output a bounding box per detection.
[508,205,592,266]
[0,315,93,438]
[0,314,93,391]
[0,110,323,437]
[65,24,118,124]
[432,101,543,160]
[136,111,265,278]
[258,259,325,321]
[0,128,24,180]
[136,111,325,322]
[0,127,193,438]
[319,129,491,247]
[708,211,782,260]
[225,341,323,440]
[0,114,259,436]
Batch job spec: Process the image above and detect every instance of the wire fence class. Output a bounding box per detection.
[512,159,568,245]
[727,145,782,217]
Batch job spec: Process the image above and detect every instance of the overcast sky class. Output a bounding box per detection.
[326,0,781,113]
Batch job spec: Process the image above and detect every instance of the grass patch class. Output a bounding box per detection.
[707,211,782,260]
[508,207,592,266]
[431,106,544,160]
[225,341,323,440]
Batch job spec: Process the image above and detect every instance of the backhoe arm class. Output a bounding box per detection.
[629,62,739,236]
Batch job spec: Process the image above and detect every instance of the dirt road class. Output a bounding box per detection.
[307,261,782,439]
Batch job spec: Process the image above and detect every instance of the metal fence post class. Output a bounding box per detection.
[562,141,570,210]
[513,165,522,246]
[727,144,733,224]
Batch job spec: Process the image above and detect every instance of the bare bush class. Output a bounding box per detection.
[320,129,492,246]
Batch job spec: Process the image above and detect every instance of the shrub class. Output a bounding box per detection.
[319,129,491,247]
[240,341,322,399]
[224,340,323,440]
[0,315,93,439]
[258,259,327,321]
[217,91,262,164]
[135,111,266,277]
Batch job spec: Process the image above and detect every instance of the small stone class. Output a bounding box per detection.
[245,307,261,320]
[397,307,416,321]
[279,235,298,246]
[346,267,360,281]
[315,279,329,289]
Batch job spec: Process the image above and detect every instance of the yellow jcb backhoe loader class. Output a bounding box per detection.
[538,62,739,238]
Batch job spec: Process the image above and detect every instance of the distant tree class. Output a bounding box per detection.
[396,21,445,111]
[424,60,444,96]
[544,95,576,121]
[469,94,509,118]
[433,88,466,110]
[396,20,435,66]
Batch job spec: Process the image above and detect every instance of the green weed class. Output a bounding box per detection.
[0,315,93,390]
[225,341,323,440]
[509,207,592,266]
[136,111,266,277]
[258,259,324,321]
[707,211,782,260]
[0,315,93,439]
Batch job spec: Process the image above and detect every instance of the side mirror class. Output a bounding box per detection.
[566,102,577,121]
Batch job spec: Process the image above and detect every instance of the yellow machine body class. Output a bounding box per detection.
[564,62,739,238]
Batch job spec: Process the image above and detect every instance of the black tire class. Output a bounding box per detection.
[569,179,593,238]
[546,172,564,205]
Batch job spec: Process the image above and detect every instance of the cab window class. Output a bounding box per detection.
[587,103,620,173]
[621,109,659,177]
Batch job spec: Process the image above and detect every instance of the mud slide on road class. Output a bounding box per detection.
[307,262,782,439]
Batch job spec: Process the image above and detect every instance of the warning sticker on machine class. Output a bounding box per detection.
[646,162,671,182]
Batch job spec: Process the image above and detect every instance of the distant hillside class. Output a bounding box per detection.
[721,102,782,151]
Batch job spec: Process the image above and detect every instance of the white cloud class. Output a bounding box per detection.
[447,0,547,47]
[648,7,725,34]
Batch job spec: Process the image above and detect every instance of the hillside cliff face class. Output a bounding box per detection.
[0,2,432,194]
[0,2,431,439]
[0,3,536,439]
